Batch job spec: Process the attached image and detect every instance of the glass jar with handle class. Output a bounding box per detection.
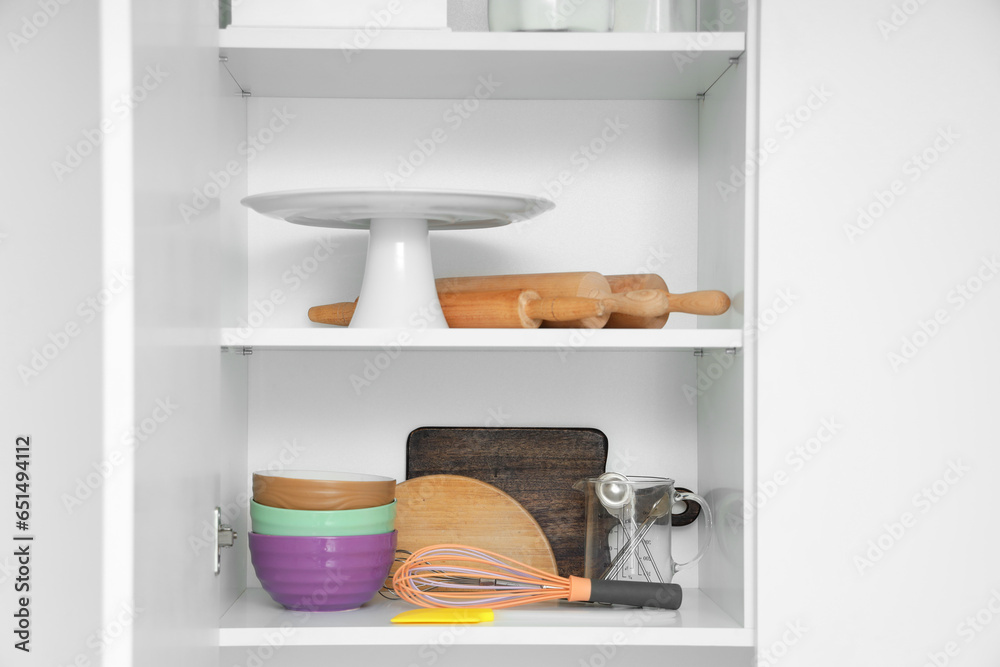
[488,0,615,32]
[613,0,698,32]
[574,474,713,584]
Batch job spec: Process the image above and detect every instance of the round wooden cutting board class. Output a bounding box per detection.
[394,475,558,575]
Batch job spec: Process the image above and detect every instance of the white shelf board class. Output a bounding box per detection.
[220,327,742,351]
[219,28,746,99]
[220,588,751,647]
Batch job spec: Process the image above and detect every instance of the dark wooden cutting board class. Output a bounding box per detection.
[406,427,608,578]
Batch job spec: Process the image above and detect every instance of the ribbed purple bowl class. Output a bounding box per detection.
[248,531,396,612]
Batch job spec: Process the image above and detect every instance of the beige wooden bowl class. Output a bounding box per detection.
[252,470,396,511]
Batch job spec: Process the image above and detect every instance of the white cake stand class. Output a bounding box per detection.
[241,189,555,328]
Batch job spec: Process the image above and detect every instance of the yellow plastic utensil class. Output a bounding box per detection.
[390,608,494,624]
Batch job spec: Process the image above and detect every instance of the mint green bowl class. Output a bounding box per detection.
[250,499,396,537]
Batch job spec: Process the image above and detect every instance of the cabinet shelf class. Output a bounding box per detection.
[220,327,742,351]
[220,588,751,647]
[219,28,745,99]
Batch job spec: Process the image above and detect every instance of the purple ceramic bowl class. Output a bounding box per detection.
[248,531,396,612]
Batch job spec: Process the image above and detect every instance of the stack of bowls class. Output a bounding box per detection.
[248,470,397,612]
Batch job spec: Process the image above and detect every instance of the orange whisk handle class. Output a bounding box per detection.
[568,576,682,610]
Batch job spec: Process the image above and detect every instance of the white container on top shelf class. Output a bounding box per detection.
[488,0,614,32]
[230,0,449,30]
[614,0,698,32]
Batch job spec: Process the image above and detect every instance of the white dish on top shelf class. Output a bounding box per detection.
[241,188,554,329]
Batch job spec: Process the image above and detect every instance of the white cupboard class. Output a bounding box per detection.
[213,10,757,663]
[26,0,985,665]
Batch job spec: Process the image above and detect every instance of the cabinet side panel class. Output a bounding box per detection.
[218,76,250,616]
[220,92,248,330]
[698,17,753,629]
[698,63,747,331]
[129,2,223,666]
[698,354,745,625]
[219,354,248,616]
[0,2,105,666]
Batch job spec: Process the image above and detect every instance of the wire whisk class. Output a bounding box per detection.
[392,544,682,610]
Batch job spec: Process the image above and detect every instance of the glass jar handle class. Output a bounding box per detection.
[672,489,713,574]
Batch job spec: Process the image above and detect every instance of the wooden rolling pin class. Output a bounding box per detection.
[435,272,611,329]
[308,290,605,329]
[310,287,725,329]
[434,272,729,328]
[545,287,729,328]
[603,274,731,329]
